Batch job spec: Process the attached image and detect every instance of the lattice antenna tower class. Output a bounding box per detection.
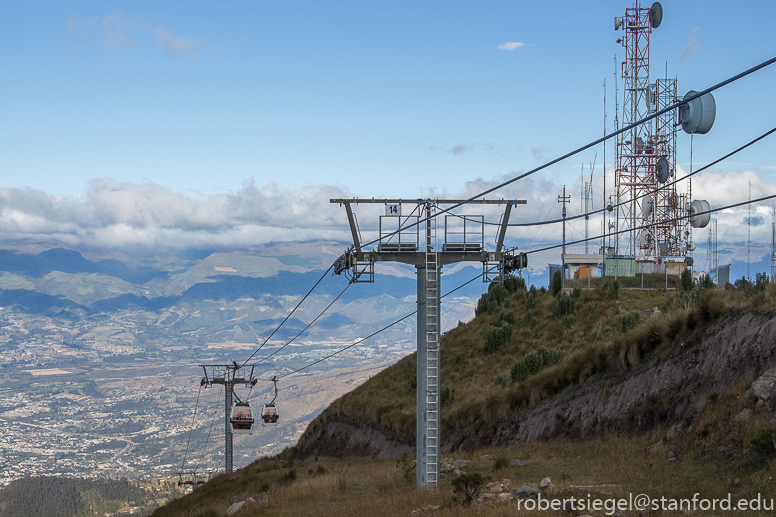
[584,157,595,254]
[613,2,686,265]
[771,207,776,282]
[712,217,719,282]
[603,78,607,254]
[613,54,620,253]
[704,217,718,281]
[706,225,713,277]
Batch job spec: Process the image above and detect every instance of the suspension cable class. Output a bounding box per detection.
[250,281,353,367]
[268,268,491,380]
[443,126,776,228]
[347,56,776,252]
[194,384,223,477]
[178,384,203,474]
[241,58,776,375]
[239,263,335,368]
[527,192,776,255]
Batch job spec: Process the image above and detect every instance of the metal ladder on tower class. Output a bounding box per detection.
[424,203,439,487]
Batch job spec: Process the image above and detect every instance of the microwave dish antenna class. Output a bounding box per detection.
[681,91,716,134]
[635,136,645,154]
[637,230,651,247]
[689,199,711,228]
[642,194,654,217]
[650,2,663,28]
[657,157,671,184]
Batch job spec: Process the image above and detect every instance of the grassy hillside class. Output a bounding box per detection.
[152,377,776,516]
[151,273,776,516]
[302,274,776,447]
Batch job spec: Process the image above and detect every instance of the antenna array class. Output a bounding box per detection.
[613,1,687,268]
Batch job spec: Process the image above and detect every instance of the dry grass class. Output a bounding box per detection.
[304,281,776,452]
[155,381,776,516]
[147,279,776,516]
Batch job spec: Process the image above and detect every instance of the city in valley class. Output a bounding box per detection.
[0,302,421,487]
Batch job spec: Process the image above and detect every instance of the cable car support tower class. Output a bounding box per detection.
[199,363,257,474]
[332,198,527,488]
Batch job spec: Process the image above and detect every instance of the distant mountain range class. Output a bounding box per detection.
[0,241,483,344]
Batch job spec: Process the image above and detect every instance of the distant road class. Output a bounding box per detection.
[111,439,136,477]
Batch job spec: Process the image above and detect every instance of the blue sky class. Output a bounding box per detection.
[1,1,775,282]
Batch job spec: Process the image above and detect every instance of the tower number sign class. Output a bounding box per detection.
[385,204,401,216]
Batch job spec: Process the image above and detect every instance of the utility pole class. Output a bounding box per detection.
[748,182,752,281]
[331,198,527,488]
[199,364,257,474]
[558,186,570,283]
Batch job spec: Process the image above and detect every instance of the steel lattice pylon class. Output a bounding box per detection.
[615,1,688,264]
[652,77,688,260]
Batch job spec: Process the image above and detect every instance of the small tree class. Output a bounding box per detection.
[486,323,512,353]
[620,310,644,333]
[396,452,415,484]
[504,275,526,293]
[681,268,693,291]
[551,270,563,296]
[734,276,753,293]
[755,272,769,292]
[602,278,620,299]
[699,273,715,290]
[554,293,575,318]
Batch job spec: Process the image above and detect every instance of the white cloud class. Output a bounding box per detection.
[1,167,773,269]
[68,13,139,51]
[67,14,203,58]
[0,180,355,249]
[153,26,201,57]
[446,142,497,155]
[498,41,527,51]
[680,27,701,61]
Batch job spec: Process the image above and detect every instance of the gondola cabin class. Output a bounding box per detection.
[261,404,279,426]
[230,402,254,435]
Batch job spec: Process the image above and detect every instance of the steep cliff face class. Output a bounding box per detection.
[296,420,413,459]
[297,311,776,459]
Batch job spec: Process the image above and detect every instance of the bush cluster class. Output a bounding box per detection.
[510,345,564,382]
[620,310,644,333]
[551,270,563,296]
[734,272,769,294]
[486,324,512,353]
[476,283,509,316]
[451,472,484,505]
[505,276,526,293]
[554,292,576,318]
[749,427,776,457]
[486,307,515,353]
